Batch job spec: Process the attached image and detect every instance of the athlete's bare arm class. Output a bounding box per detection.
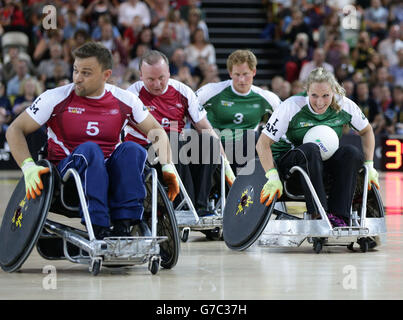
[256,133,276,173]
[358,123,375,162]
[6,111,42,167]
[134,113,173,164]
[193,116,227,158]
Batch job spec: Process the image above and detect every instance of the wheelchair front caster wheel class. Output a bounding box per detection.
[181,228,190,242]
[90,259,102,276]
[358,238,369,253]
[149,257,160,275]
[202,227,222,241]
[347,242,355,251]
[313,238,323,254]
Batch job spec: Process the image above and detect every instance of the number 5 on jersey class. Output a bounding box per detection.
[86,121,99,136]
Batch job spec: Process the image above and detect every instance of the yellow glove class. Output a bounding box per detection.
[260,168,283,207]
[21,158,50,200]
[364,160,379,190]
[223,158,235,187]
[161,163,180,202]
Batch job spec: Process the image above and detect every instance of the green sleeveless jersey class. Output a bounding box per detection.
[262,93,369,159]
[196,80,281,141]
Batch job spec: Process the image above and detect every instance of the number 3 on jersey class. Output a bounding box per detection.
[233,113,244,124]
[86,121,99,136]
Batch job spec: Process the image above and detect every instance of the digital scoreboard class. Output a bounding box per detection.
[381,135,403,171]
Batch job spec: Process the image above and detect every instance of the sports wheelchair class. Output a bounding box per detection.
[146,152,228,242]
[0,159,180,275]
[174,128,261,242]
[223,158,386,253]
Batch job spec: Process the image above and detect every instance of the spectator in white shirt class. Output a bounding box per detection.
[299,48,334,82]
[118,0,151,29]
[389,48,403,87]
[378,24,403,67]
[184,28,216,68]
[364,0,389,40]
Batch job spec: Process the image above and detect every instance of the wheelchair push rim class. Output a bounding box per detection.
[143,170,180,269]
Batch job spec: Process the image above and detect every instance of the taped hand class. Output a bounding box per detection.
[365,160,380,190]
[161,163,180,201]
[21,158,50,200]
[260,168,283,207]
[223,158,235,187]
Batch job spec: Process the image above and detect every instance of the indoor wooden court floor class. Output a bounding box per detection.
[0,170,402,300]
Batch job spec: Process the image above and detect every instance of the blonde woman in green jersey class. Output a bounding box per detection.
[257,68,380,227]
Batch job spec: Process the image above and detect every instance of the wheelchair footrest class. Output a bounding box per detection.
[43,219,168,266]
[175,210,223,230]
[331,226,369,237]
[100,236,167,262]
[258,217,387,248]
[191,215,223,230]
[258,235,306,247]
[175,210,198,227]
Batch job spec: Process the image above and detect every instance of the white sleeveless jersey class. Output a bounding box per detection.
[26,83,149,162]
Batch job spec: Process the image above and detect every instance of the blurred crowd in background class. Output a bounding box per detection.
[261,0,402,136]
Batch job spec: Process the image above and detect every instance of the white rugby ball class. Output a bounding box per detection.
[303,125,339,160]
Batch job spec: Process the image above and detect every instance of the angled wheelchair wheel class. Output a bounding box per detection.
[367,184,385,218]
[223,158,277,251]
[353,171,385,219]
[143,170,180,269]
[0,159,54,272]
